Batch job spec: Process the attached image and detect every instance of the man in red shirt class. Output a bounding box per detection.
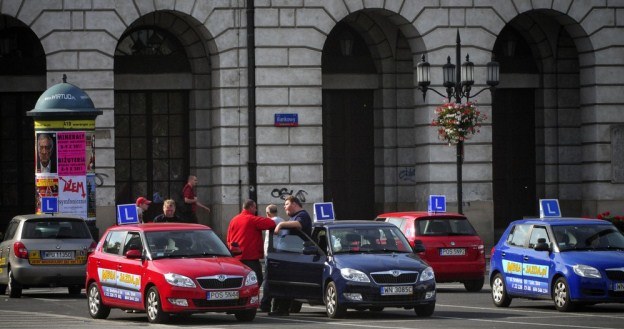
[227,199,276,288]
[182,175,210,223]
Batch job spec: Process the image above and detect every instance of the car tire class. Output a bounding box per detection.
[414,303,435,317]
[289,300,303,313]
[68,285,82,296]
[464,278,484,292]
[491,273,511,307]
[234,308,256,322]
[553,277,576,312]
[87,282,110,319]
[7,269,22,298]
[146,286,169,323]
[325,281,346,319]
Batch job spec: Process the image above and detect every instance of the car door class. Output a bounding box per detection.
[498,224,531,296]
[266,229,325,300]
[0,220,19,283]
[96,230,128,307]
[114,231,145,308]
[522,225,552,297]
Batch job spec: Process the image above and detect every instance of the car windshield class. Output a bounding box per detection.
[417,218,477,236]
[22,219,92,239]
[329,226,412,254]
[145,230,232,259]
[552,224,624,251]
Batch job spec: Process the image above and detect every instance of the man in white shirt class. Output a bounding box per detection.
[260,204,285,312]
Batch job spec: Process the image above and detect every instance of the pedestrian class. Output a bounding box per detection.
[135,196,151,223]
[269,195,312,316]
[152,199,184,223]
[226,199,276,296]
[182,175,211,223]
[260,204,286,312]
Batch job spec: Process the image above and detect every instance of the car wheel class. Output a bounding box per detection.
[234,309,256,322]
[68,285,82,296]
[553,277,576,312]
[325,281,346,319]
[289,300,302,313]
[464,278,485,292]
[414,303,435,317]
[7,269,22,298]
[87,282,110,319]
[146,287,170,323]
[491,273,511,307]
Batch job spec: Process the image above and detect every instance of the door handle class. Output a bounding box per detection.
[523,256,529,261]
[117,265,123,269]
[501,252,506,257]
[268,261,280,267]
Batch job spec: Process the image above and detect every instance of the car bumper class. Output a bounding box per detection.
[431,261,485,282]
[339,280,436,308]
[12,262,85,286]
[571,278,624,303]
[159,284,260,313]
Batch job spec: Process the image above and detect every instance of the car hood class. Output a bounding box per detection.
[150,257,251,277]
[559,250,624,269]
[333,253,428,272]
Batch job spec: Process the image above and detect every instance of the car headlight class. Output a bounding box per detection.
[340,268,370,282]
[573,265,601,279]
[245,271,258,286]
[164,273,196,288]
[419,266,435,282]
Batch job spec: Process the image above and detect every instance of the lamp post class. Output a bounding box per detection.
[416,30,500,214]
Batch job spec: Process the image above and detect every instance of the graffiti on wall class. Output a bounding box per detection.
[399,167,416,183]
[271,188,308,202]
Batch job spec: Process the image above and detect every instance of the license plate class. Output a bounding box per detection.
[42,251,75,260]
[380,285,413,296]
[440,248,465,256]
[207,290,239,300]
[614,282,624,291]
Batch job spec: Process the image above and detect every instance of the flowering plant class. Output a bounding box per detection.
[595,211,624,232]
[431,101,486,145]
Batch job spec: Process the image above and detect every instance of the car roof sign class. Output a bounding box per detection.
[428,195,446,213]
[539,199,561,218]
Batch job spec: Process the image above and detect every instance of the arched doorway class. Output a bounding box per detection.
[0,16,45,231]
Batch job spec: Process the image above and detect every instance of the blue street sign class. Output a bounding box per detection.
[540,199,561,218]
[41,197,58,213]
[314,202,335,221]
[428,195,446,213]
[274,113,298,127]
[117,204,139,225]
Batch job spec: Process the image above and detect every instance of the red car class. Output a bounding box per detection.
[375,212,486,291]
[86,223,259,323]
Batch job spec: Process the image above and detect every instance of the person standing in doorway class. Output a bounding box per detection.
[153,199,184,223]
[269,195,312,316]
[182,175,211,223]
[260,204,286,312]
[226,199,276,297]
[135,196,151,223]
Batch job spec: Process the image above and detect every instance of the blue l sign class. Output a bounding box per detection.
[428,195,446,213]
[314,202,335,221]
[41,197,58,213]
[117,204,139,225]
[540,199,561,218]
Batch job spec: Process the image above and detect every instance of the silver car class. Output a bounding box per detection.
[0,214,95,298]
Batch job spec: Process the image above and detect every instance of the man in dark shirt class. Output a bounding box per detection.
[153,199,184,223]
[269,195,312,316]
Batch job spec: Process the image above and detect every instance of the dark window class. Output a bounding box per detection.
[115,27,190,74]
[2,221,18,241]
[417,218,477,236]
[0,25,46,75]
[528,226,549,248]
[22,219,92,239]
[122,231,143,255]
[507,224,531,247]
[103,231,126,255]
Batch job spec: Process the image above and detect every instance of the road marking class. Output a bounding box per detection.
[434,315,621,329]
[436,303,624,320]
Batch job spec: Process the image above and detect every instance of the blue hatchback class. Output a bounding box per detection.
[490,217,624,311]
[266,221,436,318]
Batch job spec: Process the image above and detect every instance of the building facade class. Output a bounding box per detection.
[1,0,623,247]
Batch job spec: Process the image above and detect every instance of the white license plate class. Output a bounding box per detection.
[440,248,465,256]
[381,285,413,296]
[42,251,75,259]
[207,290,239,300]
[614,283,624,291]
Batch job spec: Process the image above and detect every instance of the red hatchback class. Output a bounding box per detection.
[86,223,259,323]
[375,212,486,291]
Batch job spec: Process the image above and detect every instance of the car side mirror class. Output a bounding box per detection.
[412,240,426,253]
[125,249,143,259]
[534,238,551,252]
[230,242,242,256]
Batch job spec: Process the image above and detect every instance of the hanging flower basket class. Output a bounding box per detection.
[596,211,624,233]
[431,101,486,145]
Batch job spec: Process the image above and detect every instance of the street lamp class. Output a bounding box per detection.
[417,30,500,214]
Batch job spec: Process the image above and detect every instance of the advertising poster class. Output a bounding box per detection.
[35,132,57,174]
[87,174,96,221]
[35,174,58,214]
[58,175,88,218]
[86,132,95,173]
[57,131,86,176]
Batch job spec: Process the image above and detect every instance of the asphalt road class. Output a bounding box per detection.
[1,283,623,329]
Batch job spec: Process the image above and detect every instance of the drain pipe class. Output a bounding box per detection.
[246,0,257,203]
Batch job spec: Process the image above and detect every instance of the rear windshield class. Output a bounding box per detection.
[22,219,92,239]
[416,218,477,236]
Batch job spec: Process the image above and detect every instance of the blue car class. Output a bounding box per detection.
[490,217,624,311]
[266,221,436,318]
